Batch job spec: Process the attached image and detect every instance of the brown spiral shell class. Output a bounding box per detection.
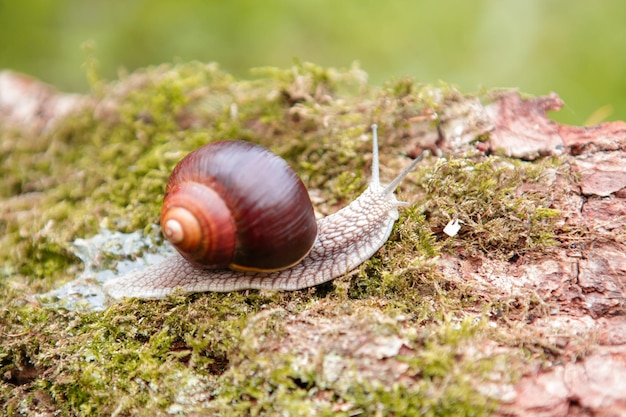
[160,140,318,271]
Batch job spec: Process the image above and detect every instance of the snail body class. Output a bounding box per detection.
[104,125,423,299]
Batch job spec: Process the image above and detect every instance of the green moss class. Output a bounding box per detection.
[1,61,567,415]
[345,151,563,317]
[209,312,494,417]
[2,293,268,415]
[19,237,79,280]
[419,154,561,259]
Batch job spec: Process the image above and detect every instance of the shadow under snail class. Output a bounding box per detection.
[104,125,424,299]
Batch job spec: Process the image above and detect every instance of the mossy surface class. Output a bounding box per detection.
[1,61,562,415]
[419,155,561,258]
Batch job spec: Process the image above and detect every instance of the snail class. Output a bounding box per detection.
[104,125,424,299]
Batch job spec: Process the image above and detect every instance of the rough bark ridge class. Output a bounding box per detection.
[444,91,626,417]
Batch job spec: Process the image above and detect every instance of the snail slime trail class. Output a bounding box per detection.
[104,125,425,299]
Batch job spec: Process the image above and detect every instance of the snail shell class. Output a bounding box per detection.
[160,140,317,271]
[104,125,424,299]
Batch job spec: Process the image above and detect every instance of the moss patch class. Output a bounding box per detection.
[209,306,496,416]
[419,155,561,259]
[1,61,564,415]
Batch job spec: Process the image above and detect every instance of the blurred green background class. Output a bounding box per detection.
[1,0,624,125]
